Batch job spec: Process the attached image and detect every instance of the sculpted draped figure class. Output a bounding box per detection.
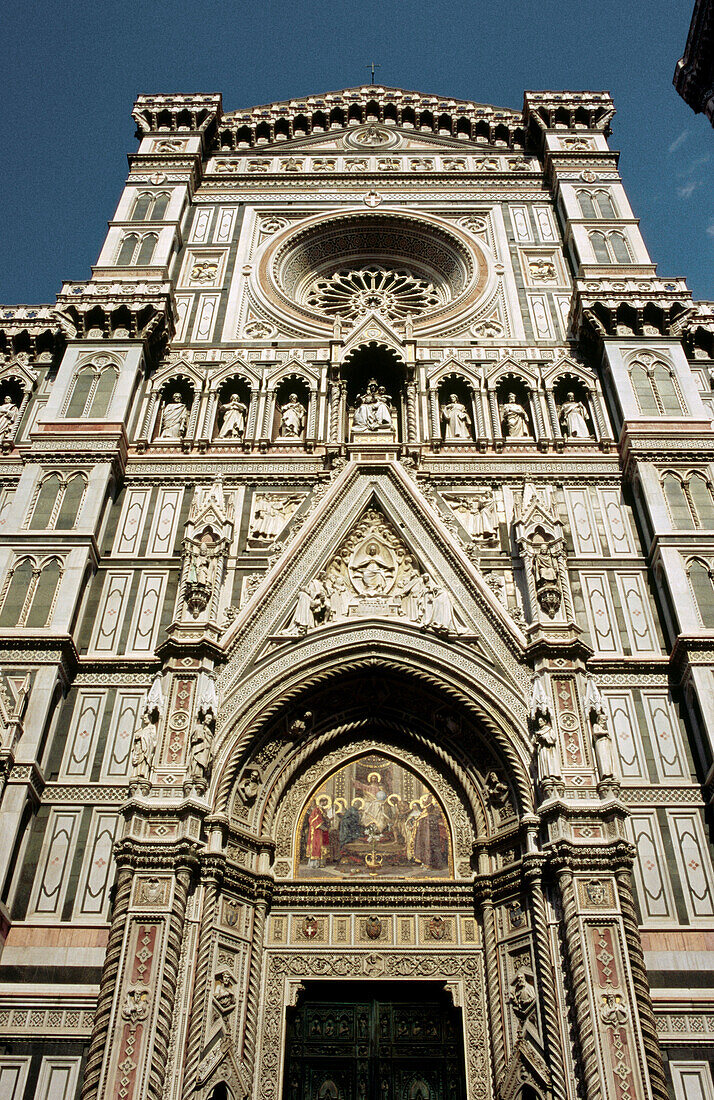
[440,393,472,440]
[218,393,248,439]
[279,393,306,438]
[500,392,530,438]
[158,391,189,440]
[353,379,394,433]
[0,396,20,440]
[559,392,591,438]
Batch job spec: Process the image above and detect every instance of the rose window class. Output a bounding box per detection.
[304,265,445,322]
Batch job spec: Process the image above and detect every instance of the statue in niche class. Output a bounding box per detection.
[131,710,158,785]
[278,393,306,438]
[291,573,329,633]
[501,393,530,438]
[130,675,163,788]
[485,770,509,808]
[585,675,615,782]
[510,971,537,1023]
[559,392,591,438]
[213,970,236,1015]
[591,706,615,781]
[185,542,216,617]
[0,396,19,440]
[440,393,472,440]
[353,379,394,433]
[239,767,261,805]
[158,391,189,440]
[188,681,217,789]
[218,393,248,439]
[531,539,562,618]
[533,713,561,789]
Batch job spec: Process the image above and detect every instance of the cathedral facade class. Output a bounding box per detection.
[1,85,714,1100]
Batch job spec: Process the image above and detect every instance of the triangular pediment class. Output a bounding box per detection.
[219,461,528,698]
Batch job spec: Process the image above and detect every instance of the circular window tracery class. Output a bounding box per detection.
[304,265,445,322]
[254,211,492,337]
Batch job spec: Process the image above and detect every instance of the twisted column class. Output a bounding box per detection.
[556,868,602,1100]
[545,390,562,439]
[487,390,502,441]
[428,388,440,443]
[242,898,269,1073]
[615,867,668,1100]
[147,866,193,1100]
[405,379,417,443]
[525,865,567,1100]
[475,883,506,1086]
[328,380,342,443]
[182,875,220,1099]
[80,867,133,1100]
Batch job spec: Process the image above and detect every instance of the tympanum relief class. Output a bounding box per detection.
[296,754,452,879]
[286,508,463,636]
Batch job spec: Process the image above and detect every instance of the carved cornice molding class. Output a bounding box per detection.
[54,280,176,352]
[132,93,223,136]
[570,276,693,342]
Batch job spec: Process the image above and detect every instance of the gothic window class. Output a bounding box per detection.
[65,364,118,418]
[578,190,617,219]
[56,475,87,530]
[663,473,714,530]
[0,557,62,628]
[131,191,170,221]
[629,361,684,415]
[116,232,158,266]
[28,474,63,530]
[589,229,632,263]
[687,559,714,628]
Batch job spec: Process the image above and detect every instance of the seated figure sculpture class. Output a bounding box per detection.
[352,379,394,435]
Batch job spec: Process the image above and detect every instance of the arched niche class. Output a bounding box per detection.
[342,342,405,441]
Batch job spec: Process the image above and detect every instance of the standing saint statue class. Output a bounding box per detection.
[189,712,213,784]
[441,393,472,440]
[131,710,157,783]
[279,393,307,438]
[218,393,248,439]
[158,392,189,440]
[533,713,561,787]
[559,392,591,438]
[501,393,530,438]
[0,396,20,441]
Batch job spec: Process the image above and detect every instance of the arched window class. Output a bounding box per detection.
[594,190,616,218]
[589,230,631,263]
[26,559,61,628]
[116,232,158,266]
[629,365,659,414]
[56,474,87,530]
[64,364,118,419]
[577,191,597,219]
[89,368,117,417]
[589,230,611,263]
[688,560,714,627]
[136,233,158,265]
[609,231,631,263]
[65,367,95,417]
[652,363,682,413]
[29,474,63,530]
[663,474,695,530]
[688,473,714,527]
[630,361,684,415]
[0,559,35,626]
[131,193,153,221]
[664,472,714,529]
[131,191,170,221]
[116,232,140,266]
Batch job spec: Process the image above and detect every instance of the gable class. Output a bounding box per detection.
[219,461,528,697]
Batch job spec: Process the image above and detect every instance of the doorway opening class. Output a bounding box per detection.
[282,980,467,1100]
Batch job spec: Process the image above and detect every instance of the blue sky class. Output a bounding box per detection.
[1,0,712,303]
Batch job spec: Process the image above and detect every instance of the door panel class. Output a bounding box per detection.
[283,985,466,1100]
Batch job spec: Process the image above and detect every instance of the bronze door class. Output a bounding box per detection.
[283,982,466,1100]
